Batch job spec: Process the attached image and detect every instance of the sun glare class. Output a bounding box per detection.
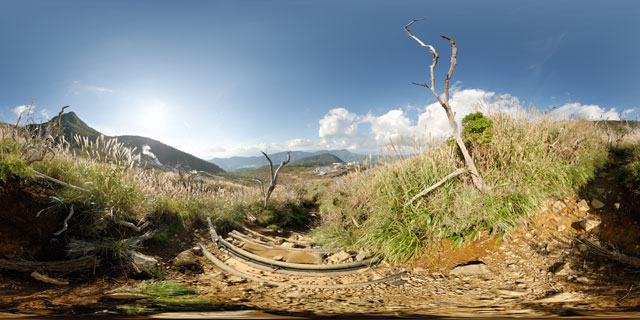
[135,99,170,136]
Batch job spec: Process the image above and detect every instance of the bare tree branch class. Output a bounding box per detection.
[405,19,488,192]
[259,151,291,208]
[29,168,90,193]
[405,167,466,208]
[53,205,74,236]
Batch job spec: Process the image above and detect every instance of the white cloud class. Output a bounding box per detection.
[68,80,114,95]
[202,87,638,158]
[13,105,33,117]
[550,103,622,121]
[40,109,49,119]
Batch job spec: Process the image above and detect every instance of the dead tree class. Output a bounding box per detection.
[404,19,488,202]
[255,151,290,208]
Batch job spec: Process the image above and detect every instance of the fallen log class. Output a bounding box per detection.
[0,255,99,274]
[198,243,406,289]
[210,222,376,271]
[229,230,333,254]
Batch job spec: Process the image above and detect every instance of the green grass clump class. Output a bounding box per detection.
[115,281,220,314]
[314,113,609,263]
[616,142,640,193]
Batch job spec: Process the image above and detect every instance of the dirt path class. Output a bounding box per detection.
[2,161,640,318]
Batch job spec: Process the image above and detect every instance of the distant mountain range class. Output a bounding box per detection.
[45,112,225,174]
[210,149,372,172]
[289,153,344,167]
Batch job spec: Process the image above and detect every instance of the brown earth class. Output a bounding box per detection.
[0,181,66,260]
[1,162,640,318]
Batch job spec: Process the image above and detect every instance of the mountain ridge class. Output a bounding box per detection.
[210,149,370,172]
[47,112,225,174]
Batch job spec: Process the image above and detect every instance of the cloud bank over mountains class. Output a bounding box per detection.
[206,88,635,158]
[10,88,635,159]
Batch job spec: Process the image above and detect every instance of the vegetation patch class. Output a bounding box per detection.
[314,114,609,262]
[114,281,221,314]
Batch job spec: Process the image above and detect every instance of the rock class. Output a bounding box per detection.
[535,292,581,303]
[174,249,199,266]
[575,276,593,285]
[327,250,351,264]
[580,219,601,232]
[577,243,588,252]
[226,276,247,285]
[356,250,367,262]
[577,200,590,212]
[552,201,566,213]
[557,225,566,232]
[391,280,407,286]
[281,242,296,248]
[129,250,158,272]
[551,262,573,276]
[191,246,202,256]
[106,292,151,300]
[591,199,605,209]
[614,203,621,210]
[496,289,528,297]
[273,255,284,261]
[285,291,303,298]
[450,262,490,275]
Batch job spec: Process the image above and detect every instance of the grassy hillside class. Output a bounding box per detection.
[314,113,611,262]
[289,153,344,167]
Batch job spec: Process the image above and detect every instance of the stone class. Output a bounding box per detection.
[557,225,566,232]
[577,200,590,212]
[535,292,581,303]
[174,249,199,266]
[327,250,351,264]
[551,262,573,276]
[191,246,202,256]
[356,250,367,262]
[226,276,247,284]
[552,201,566,213]
[285,291,304,298]
[614,203,621,210]
[129,250,158,272]
[577,243,588,252]
[273,255,284,261]
[591,199,605,209]
[450,262,490,275]
[580,219,601,232]
[496,289,528,297]
[281,242,296,248]
[575,276,594,285]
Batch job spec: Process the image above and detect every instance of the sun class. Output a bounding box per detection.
[135,99,170,136]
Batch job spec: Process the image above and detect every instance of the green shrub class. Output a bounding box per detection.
[462,112,493,145]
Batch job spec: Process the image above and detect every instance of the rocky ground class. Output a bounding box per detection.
[1,164,640,318]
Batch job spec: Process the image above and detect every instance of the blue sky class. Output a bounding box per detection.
[1,0,638,158]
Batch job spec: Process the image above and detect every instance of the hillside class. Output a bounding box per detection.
[45,112,225,174]
[289,153,344,167]
[211,149,369,172]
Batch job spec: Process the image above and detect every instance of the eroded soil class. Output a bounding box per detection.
[2,161,640,318]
